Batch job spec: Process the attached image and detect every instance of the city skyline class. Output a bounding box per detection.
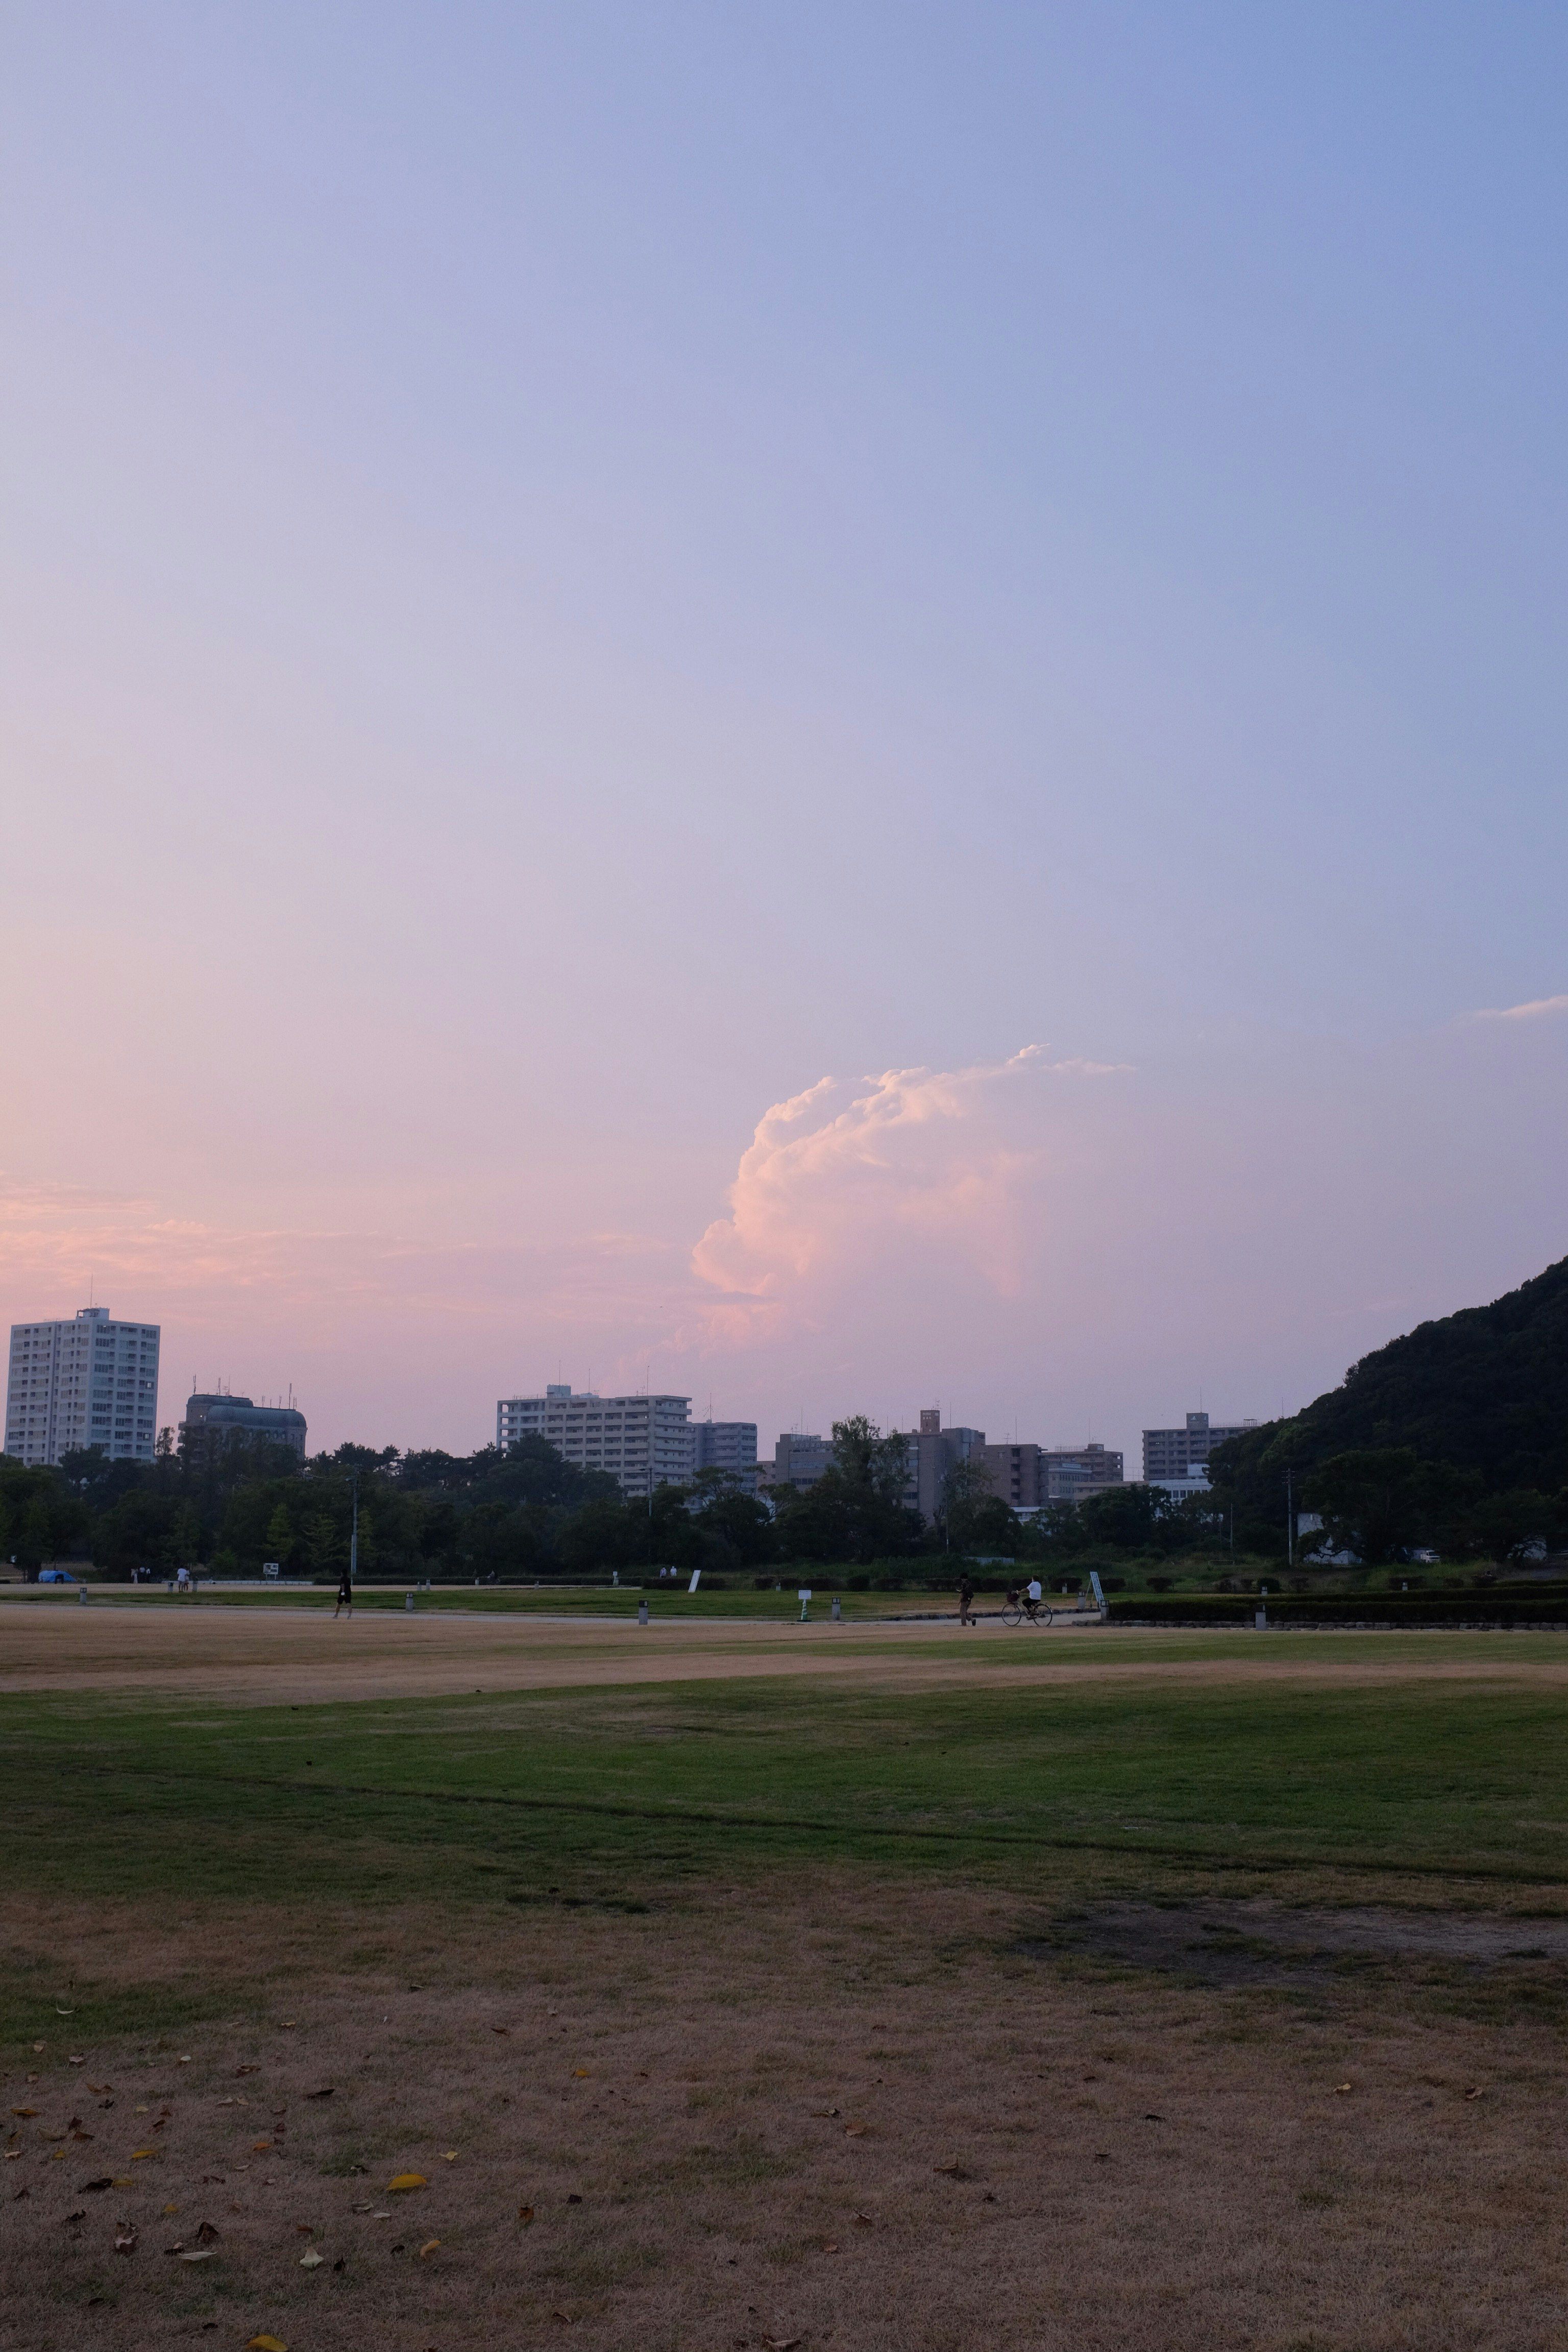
[5,9,1565,1463]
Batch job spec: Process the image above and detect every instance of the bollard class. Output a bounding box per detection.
[638,1599,649,1626]
[405,1591,415,1612]
[831,1595,842,1623]
[1255,1604,1267,1630]
[77,1583,87,1604]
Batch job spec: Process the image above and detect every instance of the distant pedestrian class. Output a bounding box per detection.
[176,1564,191,1596]
[334,1567,353,1620]
[958,1573,976,1627]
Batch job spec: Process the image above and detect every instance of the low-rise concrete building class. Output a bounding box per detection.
[180,1393,307,1469]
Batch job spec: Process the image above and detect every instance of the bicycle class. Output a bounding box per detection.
[998,1596,1054,1627]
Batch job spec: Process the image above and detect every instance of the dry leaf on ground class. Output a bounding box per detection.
[388,2171,428,2191]
[418,2238,440,2259]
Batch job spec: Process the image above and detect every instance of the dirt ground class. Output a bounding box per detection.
[7,1602,1568,1707]
[6,1876,1568,2352]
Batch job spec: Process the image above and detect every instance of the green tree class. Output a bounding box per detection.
[264,1504,295,1567]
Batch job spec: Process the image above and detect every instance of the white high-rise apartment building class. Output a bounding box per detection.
[496,1386,694,1498]
[6,1307,161,1467]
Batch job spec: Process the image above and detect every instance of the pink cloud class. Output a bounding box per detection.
[688,1047,1132,1344]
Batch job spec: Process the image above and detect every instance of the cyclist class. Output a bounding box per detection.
[1023,1574,1044,1621]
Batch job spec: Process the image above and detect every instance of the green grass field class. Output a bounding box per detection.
[7,1647,1568,1950]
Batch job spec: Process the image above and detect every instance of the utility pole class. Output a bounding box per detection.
[349,1471,359,1588]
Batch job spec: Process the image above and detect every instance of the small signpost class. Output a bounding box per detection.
[405,1590,414,1612]
[1089,1570,1107,1618]
[262,1562,280,1581]
[689,1570,702,1594]
[638,1599,650,1626]
[798,1587,813,1622]
[831,1595,842,1622]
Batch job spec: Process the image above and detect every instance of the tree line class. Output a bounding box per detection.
[5,1413,1556,1581]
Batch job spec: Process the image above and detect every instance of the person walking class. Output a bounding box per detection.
[334,1565,354,1620]
[958,1572,976,1628]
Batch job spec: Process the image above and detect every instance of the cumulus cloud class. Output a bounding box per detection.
[1472,994,1568,1021]
[688,1046,1130,1342]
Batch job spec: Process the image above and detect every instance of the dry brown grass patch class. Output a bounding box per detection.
[5,1877,1568,2350]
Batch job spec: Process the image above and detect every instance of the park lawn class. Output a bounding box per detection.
[14,1581,968,1620]
[6,1650,1568,1941]
[7,1641,1568,2351]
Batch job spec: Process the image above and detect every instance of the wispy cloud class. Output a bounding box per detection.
[1472,994,1568,1021]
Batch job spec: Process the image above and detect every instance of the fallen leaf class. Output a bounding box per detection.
[64,2208,85,2225]
[763,2338,802,2350]
[55,2004,75,2016]
[196,2220,220,2244]
[1144,2112,1165,2122]
[550,2312,572,2325]
[1466,2087,1485,2100]
[300,2248,324,2269]
[933,2162,971,2179]
[1334,2084,1352,2095]
[491,2026,510,2036]
[566,2192,582,2204]
[10,2108,38,2119]
[31,2042,44,2054]
[247,2337,289,2351]
[810,2107,840,2118]
[305,2087,334,2099]
[235,2065,260,2076]
[571,2069,590,2078]
[252,2141,273,2153]
[69,2055,86,2067]
[80,2176,113,2192]
[518,2204,535,2226]
[131,2147,161,2160]
[87,2084,111,2095]
[114,2229,137,2254]
[821,2239,839,2252]
[3,2150,19,2162]
[853,2211,874,2227]
[418,2238,440,2259]
[279,2020,298,2028]
[111,2175,135,2187]
[180,2250,216,2264]
[50,2148,66,2161]
[178,2055,191,2065]
[442,2150,457,2162]
[388,2172,427,2192]
[163,2202,179,2216]
[843,2122,868,2138]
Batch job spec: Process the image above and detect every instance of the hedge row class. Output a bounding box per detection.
[1106,1594,1568,1628]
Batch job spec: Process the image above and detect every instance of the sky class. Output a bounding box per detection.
[4,3,1566,1462]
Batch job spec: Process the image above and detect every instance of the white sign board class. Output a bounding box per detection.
[262,1562,280,1580]
[688,1570,702,1594]
[797,1588,813,1600]
[1089,1570,1106,1607]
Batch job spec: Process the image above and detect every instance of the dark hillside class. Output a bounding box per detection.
[1208,1255,1568,1542]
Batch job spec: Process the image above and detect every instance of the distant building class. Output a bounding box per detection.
[984,1441,1124,1509]
[6,1307,160,1467]
[760,1432,833,1494]
[692,1419,758,1494]
[906,1408,988,1522]
[180,1394,307,1470]
[496,1387,694,1498]
[1142,1411,1258,1483]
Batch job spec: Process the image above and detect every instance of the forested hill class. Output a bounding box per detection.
[1210,1253,1568,1503]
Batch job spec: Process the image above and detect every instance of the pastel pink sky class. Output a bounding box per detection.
[5,7,1566,1459]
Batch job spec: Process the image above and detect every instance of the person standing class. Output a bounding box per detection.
[334,1565,354,1619]
[958,1572,976,1627]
